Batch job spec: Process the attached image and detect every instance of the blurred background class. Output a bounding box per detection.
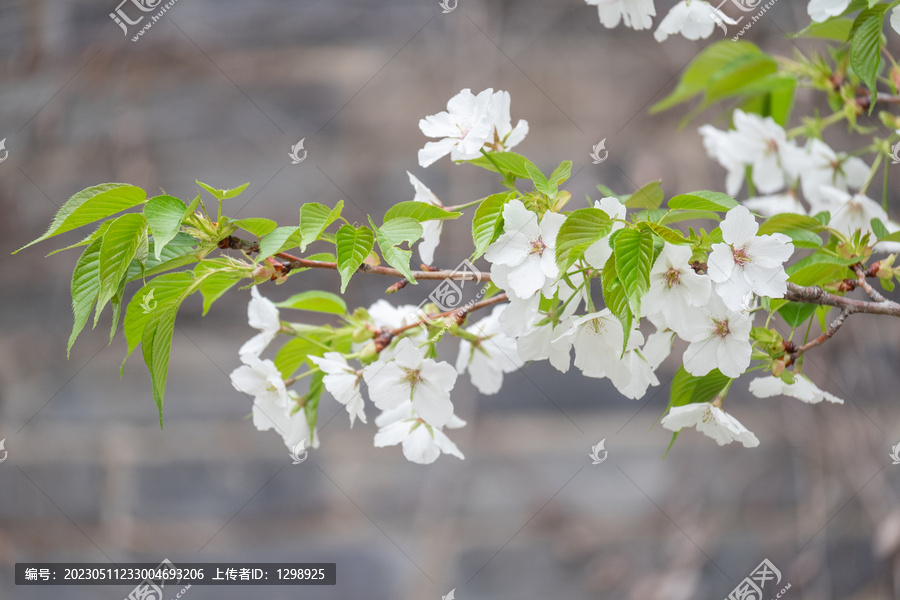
[1,0,900,598]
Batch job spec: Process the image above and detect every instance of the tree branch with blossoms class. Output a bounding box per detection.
[14,0,900,462]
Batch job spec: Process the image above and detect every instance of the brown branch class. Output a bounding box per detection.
[783,282,900,317]
[219,235,491,283]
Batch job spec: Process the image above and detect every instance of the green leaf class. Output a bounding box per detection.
[601,254,633,348]
[46,221,113,256]
[275,337,322,377]
[275,290,347,314]
[143,195,186,261]
[651,41,769,113]
[371,217,423,283]
[142,304,179,429]
[758,212,822,235]
[97,213,148,321]
[15,183,145,253]
[198,269,243,316]
[123,272,196,360]
[232,217,278,239]
[300,201,344,251]
[68,236,104,355]
[704,52,778,106]
[624,181,664,210]
[669,191,738,212]
[548,161,572,191]
[335,224,375,292]
[257,226,303,260]
[525,162,554,197]
[791,17,854,41]
[877,230,900,243]
[638,222,689,245]
[471,192,514,259]
[196,181,250,200]
[555,208,614,272]
[614,228,655,304]
[870,218,890,240]
[850,5,889,108]
[778,302,819,329]
[464,152,537,179]
[668,367,731,409]
[384,201,461,223]
[140,233,200,278]
[786,252,857,286]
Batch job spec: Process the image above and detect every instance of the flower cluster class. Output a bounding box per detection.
[700,110,900,251]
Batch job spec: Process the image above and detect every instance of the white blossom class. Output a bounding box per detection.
[486,90,529,151]
[661,402,759,447]
[585,0,657,30]
[680,294,752,379]
[654,0,737,42]
[708,206,793,310]
[699,125,748,196]
[363,338,458,427]
[231,357,313,449]
[554,310,659,399]
[743,192,806,217]
[309,353,367,426]
[485,200,565,299]
[374,401,465,464]
[749,374,844,404]
[407,172,444,265]
[583,197,627,269]
[455,306,524,395]
[418,88,495,167]
[893,5,900,35]
[239,286,281,360]
[808,0,850,22]
[516,316,577,373]
[809,186,900,250]
[643,242,712,335]
[230,356,289,410]
[729,110,806,195]
[799,139,869,205]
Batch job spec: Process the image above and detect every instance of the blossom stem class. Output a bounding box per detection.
[853,264,887,303]
[284,368,319,386]
[446,198,485,211]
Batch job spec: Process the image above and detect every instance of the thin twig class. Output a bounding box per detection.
[854,264,887,303]
[788,308,853,362]
[219,235,492,283]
